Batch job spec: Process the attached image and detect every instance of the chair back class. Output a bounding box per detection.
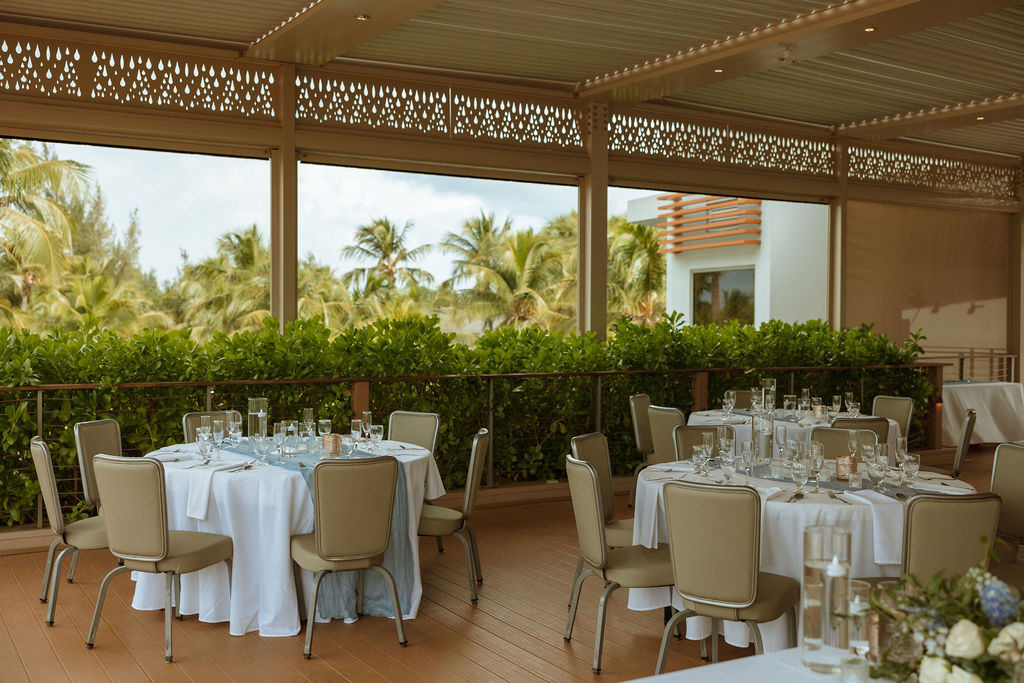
[182,410,242,443]
[565,455,607,570]
[903,493,1000,579]
[93,455,169,562]
[731,390,754,410]
[953,409,977,478]
[629,394,653,458]
[30,437,65,536]
[664,481,760,608]
[313,456,398,561]
[388,410,440,453]
[672,424,735,460]
[570,433,616,523]
[991,443,1024,542]
[809,427,877,459]
[648,405,685,465]
[831,417,889,444]
[74,418,122,509]
[462,429,490,521]
[872,396,913,439]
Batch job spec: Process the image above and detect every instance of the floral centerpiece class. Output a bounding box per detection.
[873,566,1024,682]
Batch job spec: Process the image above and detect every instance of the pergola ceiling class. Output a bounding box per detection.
[1,0,1023,157]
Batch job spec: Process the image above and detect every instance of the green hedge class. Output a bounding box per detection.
[0,314,931,526]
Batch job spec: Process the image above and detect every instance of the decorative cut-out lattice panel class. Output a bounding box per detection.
[295,71,448,136]
[451,92,583,149]
[848,145,1019,200]
[609,112,835,177]
[0,36,277,119]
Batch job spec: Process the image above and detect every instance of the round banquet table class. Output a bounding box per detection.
[628,461,974,652]
[132,439,446,636]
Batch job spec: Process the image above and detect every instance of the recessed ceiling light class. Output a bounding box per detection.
[355,13,371,21]
[976,115,985,120]
[714,68,724,73]
[864,26,876,32]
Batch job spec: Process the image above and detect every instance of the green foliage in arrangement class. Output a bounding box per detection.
[0,315,933,526]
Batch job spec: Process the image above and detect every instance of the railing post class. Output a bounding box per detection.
[593,375,602,433]
[789,371,795,394]
[35,389,43,436]
[926,365,943,450]
[351,380,370,418]
[205,385,213,411]
[691,371,709,411]
[487,378,494,488]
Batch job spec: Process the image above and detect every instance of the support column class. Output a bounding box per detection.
[1008,157,1024,382]
[578,103,609,338]
[270,64,298,332]
[828,137,849,331]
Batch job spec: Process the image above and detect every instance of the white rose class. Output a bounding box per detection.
[988,622,1024,662]
[948,665,984,683]
[919,656,952,683]
[945,619,986,660]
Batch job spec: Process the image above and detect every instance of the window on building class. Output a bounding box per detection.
[693,268,754,325]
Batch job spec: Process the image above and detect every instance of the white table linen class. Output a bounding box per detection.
[941,381,1024,446]
[628,647,837,682]
[132,440,445,637]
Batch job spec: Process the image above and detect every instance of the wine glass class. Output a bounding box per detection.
[701,431,714,459]
[318,419,331,437]
[199,414,212,441]
[252,435,271,466]
[350,418,363,445]
[340,434,355,458]
[902,453,920,484]
[774,425,787,459]
[847,580,872,658]
[212,419,225,461]
[844,391,855,412]
[867,457,887,492]
[791,456,809,495]
[723,390,736,418]
[228,418,242,446]
[832,394,843,414]
[370,424,384,452]
[846,430,859,460]
[847,401,860,417]
[273,421,285,455]
[810,441,824,493]
[720,454,737,483]
[361,411,372,441]
[739,440,754,476]
[691,445,708,476]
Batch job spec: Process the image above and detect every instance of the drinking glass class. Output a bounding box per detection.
[350,418,363,444]
[902,453,920,484]
[692,445,708,476]
[875,443,888,468]
[252,435,271,466]
[867,458,886,492]
[212,419,225,460]
[370,424,384,451]
[801,387,811,401]
[721,455,737,483]
[847,580,872,658]
[826,405,839,422]
[723,390,736,418]
[895,436,908,462]
[739,440,754,475]
[810,397,822,415]
[273,422,285,454]
[844,392,855,412]
[846,430,858,459]
[197,431,213,460]
[797,397,811,415]
[847,401,860,417]
[775,425,788,459]
[361,411,372,440]
[719,438,734,464]
[751,391,763,413]
[782,396,796,416]
[318,419,331,437]
[283,419,298,457]
[860,443,876,466]
[701,431,714,460]
[832,395,843,414]
[199,414,212,439]
[228,418,242,446]
[303,407,315,424]
[764,392,775,412]
[791,457,809,494]
[340,434,355,458]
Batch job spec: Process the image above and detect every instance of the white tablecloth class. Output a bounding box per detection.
[132,441,445,636]
[629,647,837,682]
[942,381,1024,446]
[689,411,900,465]
[629,466,914,652]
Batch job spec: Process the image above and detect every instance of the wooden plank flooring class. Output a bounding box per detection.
[0,446,995,682]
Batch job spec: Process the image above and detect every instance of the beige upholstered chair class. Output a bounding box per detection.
[628,393,653,507]
[74,418,122,514]
[648,405,685,465]
[901,493,1000,580]
[672,424,736,460]
[809,427,877,460]
[30,437,107,626]
[292,456,407,658]
[388,410,440,453]
[656,481,799,673]
[87,454,233,662]
[181,410,242,443]
[922,408,976,479]
[989,444,1024,586]
[831,416,889,444]
[564,454,673,674]
[872,395,913,439]
[418,428,489,603]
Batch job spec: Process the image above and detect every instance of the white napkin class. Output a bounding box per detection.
[911,477,975,495]
[148,443,201,460]
[843,489,904,565]
[720,416,748,425]
[648,461,696,473]
[186,460,247,520]
[377,440,428,456]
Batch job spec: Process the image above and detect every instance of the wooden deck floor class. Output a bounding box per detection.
[0,445,995,682]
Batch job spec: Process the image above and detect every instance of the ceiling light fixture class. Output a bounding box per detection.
[976,115,985,120]
[864,26,876,32]
[714,68,724,73]
[355,13,371,21]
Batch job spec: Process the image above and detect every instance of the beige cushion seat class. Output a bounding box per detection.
[604,519,635,547]
[123,531,234,574]
[290,533,383,572]
[418,504,463,536]
[986,443,1024,590]
[62,515,108,549]
[603,545,673,586]
[679,572,799,623]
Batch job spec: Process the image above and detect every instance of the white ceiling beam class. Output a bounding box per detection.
[578,0,1019,105]
[838,94,1024,140]
[245,0,444,66]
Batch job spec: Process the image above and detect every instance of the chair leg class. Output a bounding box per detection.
[567,553,584,608]
[303,570,328,659]
[655,608,692,675]
[291,562,306,622]
[39,537,61,603]
[592,581,620,674]
[465,524,483,584]
[173,574,182,620]
[452,531,478,602]
[66,547,80,583]
[357,570,365,615]
[435,537,444,553]
[46,546,76,625]
[700,637,708,661]
[564,569,593,642]
[746,620,765,655]
[369,565,408,647]
[711,619,720,663]
[164,573,174,662]
[787,605,798,648]
[87,565,130,648]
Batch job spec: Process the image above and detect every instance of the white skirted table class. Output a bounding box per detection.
[942,380,1024,446]
[132,440,445,636]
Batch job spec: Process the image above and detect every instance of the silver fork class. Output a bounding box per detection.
[828,490,852,505]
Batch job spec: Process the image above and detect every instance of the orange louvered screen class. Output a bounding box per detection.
[656,194,762,253]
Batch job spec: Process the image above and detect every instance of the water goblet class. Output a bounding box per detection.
[283,419,298,457]
[844,392,855,412]
[723,390,736,418]
[212,419,225,461]
[340,434,355,458]
[832,394,843,414]
[797,397,811,415]
[318,419,331,437]
[810,396,822,414]
[867,458,886,492]
[199,414,212,438]
[252,435,271,466]
[902,453,920,484]
[860,443,876,466]
[691,445,707,476]
[774,424,787,459]
[370,424,384,452]
[826,405,839,422]
[791,457,809,495]
[721,455,737,484]
[846,430,859,459]
[719,438,734,463]
[228,418,242,446]
[273,421,285,454]
[739,440,754,475]
[361,411,372,440]
[895,436,908,462]
[848,401,860,417]
[350,418,363,445]
[847,580,872,658]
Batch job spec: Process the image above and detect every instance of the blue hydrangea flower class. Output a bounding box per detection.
[979,578,1018,628]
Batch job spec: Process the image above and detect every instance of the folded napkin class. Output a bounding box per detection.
[186,460,248,520]
[148,443,201,460]
[911,476,975,495]
[843,489,904,565]
[648,461,696,473]
[377,439,428,456]
[720,416,749,425]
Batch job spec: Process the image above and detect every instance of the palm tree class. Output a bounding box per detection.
[440,211,512,289]
[341,217,433,290]
[0,140,88,314]
[608,216,665,326]
[297,255,357,331]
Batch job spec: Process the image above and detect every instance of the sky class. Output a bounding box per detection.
[50,142,655,286]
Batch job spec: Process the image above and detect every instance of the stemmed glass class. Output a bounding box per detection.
[791,456,809,497]
[750,390,763,413]
[739,440,754,477]
[720,451,737,484]
[273,422,285,456]
[252,435,271,466]
[361,411,372,442]
[847,580,872,658]
[370,424,384,452]
[774,425,787,460]
[692,445,709,477]
[350,419,363,447]
[228,417,242,447]
[318,419,331,437]
[212,419,225,461]
[846,430,859,461]
[867,455,887,492]
[701,431,714,460]
[782,394,796,417]
[844,392,855,413]
[832,395,843,415]
[847,401,860,417]
[723,390,736,419]
[902,453,920,485]
[809,441,824,493]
